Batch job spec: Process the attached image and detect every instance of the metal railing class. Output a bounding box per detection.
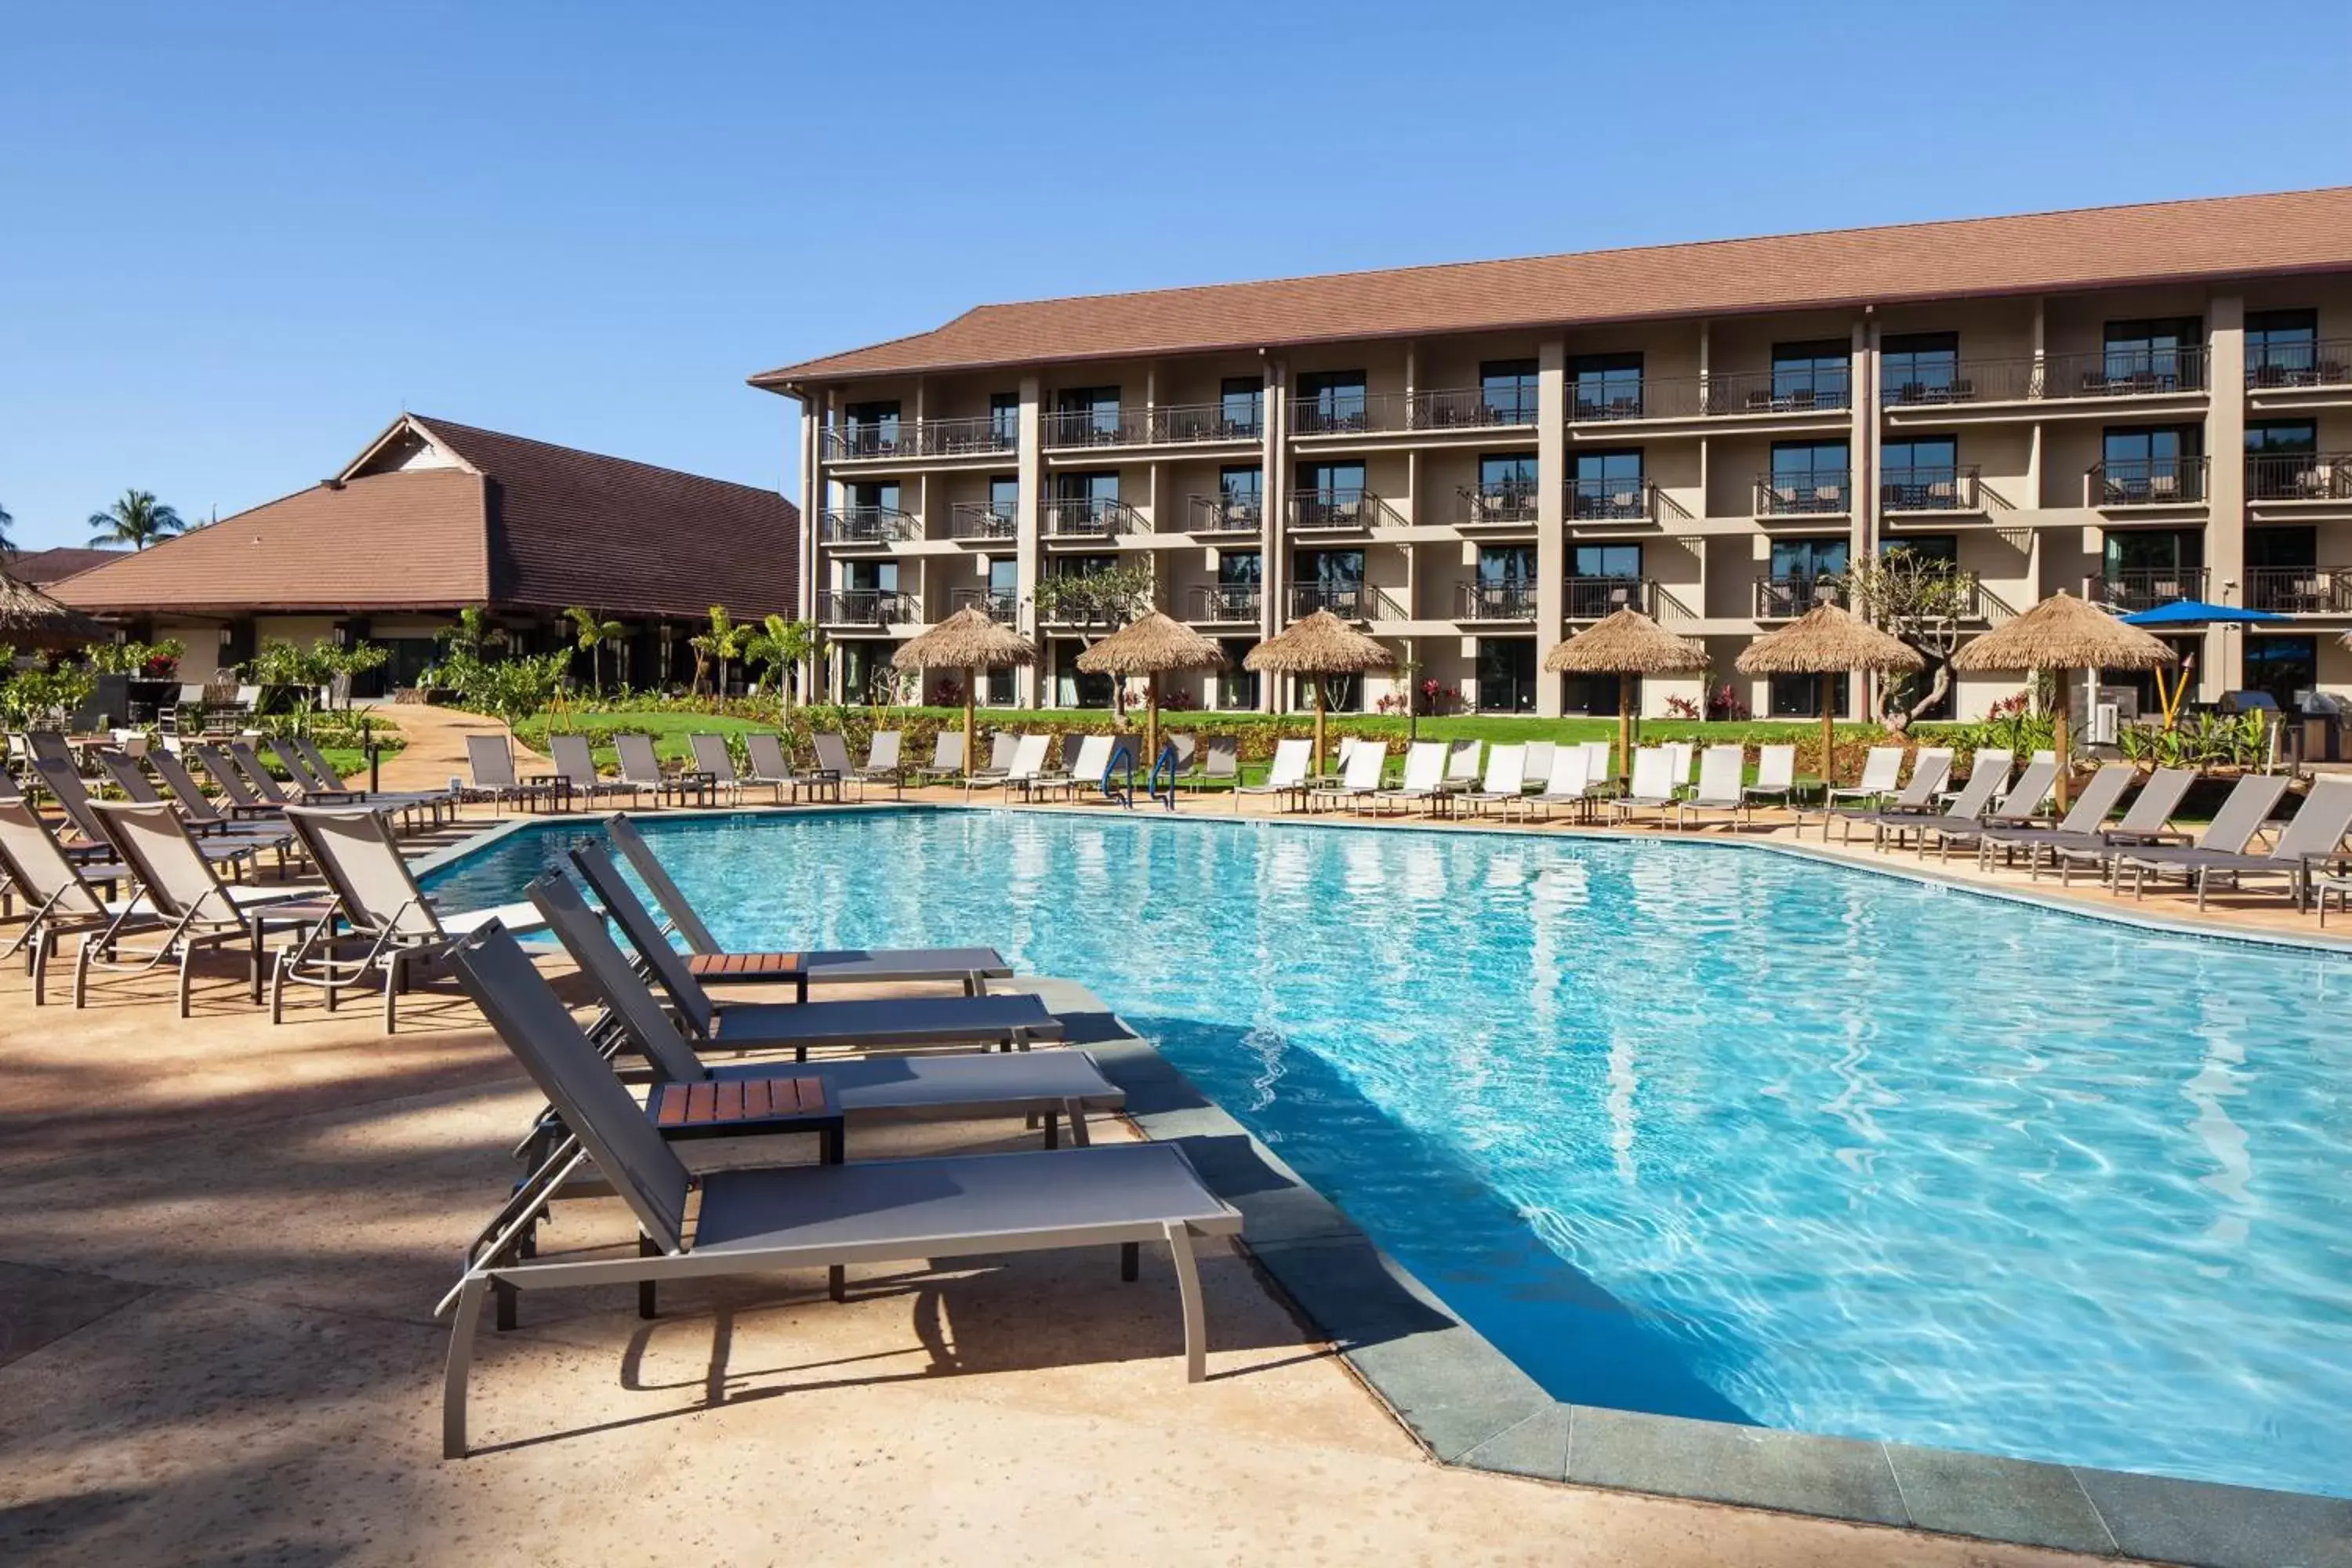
[2247,567,2352,615]
[1186,584,1263,622]
[1187,493,1265,532]
[2247,337,2352,389]
[1564,576,1653,619]
[823,423,909,460]
[948,587,1019,623]
[1287,583,1393,620]
[1569,370,1853,422]
[1754,575,1849,618]
[1710,365,1853,416]
[1455,582,1537,620]
[2246,452,2352,502]
[1040,402,1260,448]
[1753,470,1851,516]
[2085,568,2209,613]
[1567,477,1656,521]
[1456,484,1541,525]
[816,590,919,626]
[2048,345,2206,397]
[1044,406,1148,448]
[818,506,919,543]
[1040,496,1149,537]
[1880,465,1981,511]
[1292,387,1537,436]
[1152,401,1261,443]
[2088,456,2208,506]
[947,503,1018,541]
[823,414,1018,460]
[1287,487,1400,530]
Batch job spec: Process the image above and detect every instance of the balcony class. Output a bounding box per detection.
[1564,576,1654,620]
[823,415,1017,462]
[2248,567,2352,615]
[1287,487,1403,532]
[1455,582,1537,621]
[1568,477,1657,522]
[1042,402,1262,449]
[2247,452,2352,503]
[2085,568,2209,613]
[1293,388,1537,437]
[2048,346,2206,398]
[1287,583,1398,620]
[1187,493,1265,533]
[1456,484,1540,526]
[1880,465,1981,512]
[1151,401,1262,444]
[1041,496,1149,539]
[1044,406,1149,448]
[947,503,1018,542]
[2246,339,2352,389]
[2088,456,2208,507]
[1186,584,1263,623]
[1754,575,1849,619]
[947,587,1019,624]
[1569,369,1853,423]
[818,506,919,544]
[817,590,919,627]
[1753,470,1851,517]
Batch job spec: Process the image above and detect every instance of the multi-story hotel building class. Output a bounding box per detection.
[753,187,2352,721]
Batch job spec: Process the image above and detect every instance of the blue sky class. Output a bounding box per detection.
[2,0,2346,550]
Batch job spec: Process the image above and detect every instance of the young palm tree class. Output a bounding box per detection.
[743,613,815,717]
[87,490,186,550]
[563,605,624,694]
[688,606,745,697]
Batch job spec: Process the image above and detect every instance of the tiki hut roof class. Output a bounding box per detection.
[1735,603,1925,676]
[1075,611,1229,675]
[1541,608,1708,674]
[1951,592,2177,673]
[1243,610,1396,673]
[0,566,111,649]
[891,606,1037,671]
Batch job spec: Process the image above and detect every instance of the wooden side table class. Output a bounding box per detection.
[648,1073,844,1166]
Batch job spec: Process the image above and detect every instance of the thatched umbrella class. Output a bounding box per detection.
[1736,603,1923,790]
[891,607,1036,775]
[1544,608,1709,782]
[1245,610,1396,775]
[0,567,110,651]
[1952,591,2176,809]
[1076,610,1226,767]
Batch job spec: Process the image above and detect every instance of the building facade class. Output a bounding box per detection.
[756,188,2352,720]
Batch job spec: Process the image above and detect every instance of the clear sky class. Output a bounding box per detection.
[3,0,2346,551]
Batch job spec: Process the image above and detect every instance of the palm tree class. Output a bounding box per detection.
[87,490,186,550]
[563,606,624,695]
[688,606,745,698]
[743,614,815,717]
[0,500,13,554]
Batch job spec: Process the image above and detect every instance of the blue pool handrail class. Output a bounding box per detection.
[1149,741,1179,811]
[1102,742,1134,809]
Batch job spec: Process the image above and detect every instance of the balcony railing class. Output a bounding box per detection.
[2050,345,2207,397]
[1152,401,1262,443]
[1044,406,1147,448]
[817,590,919,626]
[947,503,1018,541]
[1186,584,1263,622]
[2247,338,2352,389]
[1041,496,1149,537]
[1041,402,1261,448]
[1563,576,1654,620]
[818,506,919,544]
[1754,575,1849,619]
[1287,487,1401,531]
[2089,456,2208,506]
[823,414,1018,461]
[1187,493,1265,533]
[1570,370,1852,422]
[824,423,909,460]
[2246,452,2352,503]
[1292,387,1537,436]
[949,587,1019,623]
[1287,583,1396,620]
[1880,465,1981,511]
[2247,567,2352,615]
[1455,582,1537,621]
[2086,568,2208,613]
[1457,484,1541,525]
[1568,477,1656,522]
[1754,470,1851,516]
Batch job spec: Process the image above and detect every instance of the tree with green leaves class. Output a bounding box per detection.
[743,614,815,716]
[448,650,571,737]
[563,606,624,694]
[0,500,13,554]
[1841,550,1978,731]
[688,605,745,697]
[86,490,187,550]
[1029,561,1154,646]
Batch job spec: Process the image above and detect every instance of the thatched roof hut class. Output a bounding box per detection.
[1077,612,1227,761]
[891,607,1037,779]
[0,568,111,650]
[1544,610,1708,781]
[1737,604,1922,789]
[1245,611,1395,774]
[1951,592,2176,808]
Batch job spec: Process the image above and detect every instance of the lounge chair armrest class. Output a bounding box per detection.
[2102,827,2190,846]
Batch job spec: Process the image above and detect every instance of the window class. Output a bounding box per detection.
[2249,526,2316,570]
[1054,386,1122,445]
[848,480,900,514]
[1573,543,1642,579]
[2101,319,2202,390]
[1052,470,1120,531]
[986,556,1018,593]
[1766,538,1847,615]
[840,559,898,593]
[1571,353,1642,419]
[1054,643,1115,709]
[1295,461,1367,527]
[1770,340,1851,408]
[1472,546,1536,620]
[838,643,876,703]
[988,474,1019,519]
[2102,528,2204,608]
[2245,636,2318,710]
[1770,672,1849,718]
[1217,637,1260,710]
[1297,370,1368,433]
[2246,419,2319,499]
[1882,332,1959,405]
[2247,309,2321,386]
[1217,550,1261,586]
[1220,377,1264,437]
[989,392,1020,445]
[984,664,1016,706]
[1296,548,1364,616]
[2100,426,2203,503]
[1218,465,1263,510]
[1561,672,1626,715]
[1767,441,1849,512]
[1882,434,1958,509]
[1479,359,1539,424]
[1885,534,1958,565]
[1473,452,1539,520]
[1475,638,1537,713]
[1051,553,1120,580]
[1570,448,1645,519]
[841,400,902,456]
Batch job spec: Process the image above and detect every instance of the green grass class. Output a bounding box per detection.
[514,710,778,768]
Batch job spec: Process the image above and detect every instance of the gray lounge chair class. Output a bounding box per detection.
[36,755,272,878]
[811,733,862,801]
[612,734,678,804]
[149,744,284,833]
[588,820,1012,1000]
[2110,774,2349,909]
[746,731,838,803]
[966,731,1018,788]
[1975,764,2140,873]
[1912,758,2062,861]
[687,733,751,806]
[856,731,904,797]
[0,799,133,1004]
[438,923,1242,1457]
[1192,735,1239,793]
[528,873,1062,1057]
[1868,761,2009,854]
[908,731,964,786]
[265,736,365,804]
[1831,750,1953,844]
[549,733,646,808]
[90,749,292,861]
[2039,768,2203,884]
[459,734,543,812]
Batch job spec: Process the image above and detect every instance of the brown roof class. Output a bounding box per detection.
[6,546,124,586]
[53,416,799,621]
[753,186,2352,385]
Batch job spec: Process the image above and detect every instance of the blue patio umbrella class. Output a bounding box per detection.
[2118,600,2283,627]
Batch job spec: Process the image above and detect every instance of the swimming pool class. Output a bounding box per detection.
[427,808,2352,1498]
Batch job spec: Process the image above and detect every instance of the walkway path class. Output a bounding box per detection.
[361,702,546,792]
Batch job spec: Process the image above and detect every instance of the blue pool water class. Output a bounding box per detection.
[427,808,2352,1497]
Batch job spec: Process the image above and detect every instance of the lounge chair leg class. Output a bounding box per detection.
[638,1236,659,1319]
[1065,1099,1090,1147]
[1041,1111,1058,1150]
[443,1272,488,1459]
[1120,1240,1140,1283]
[383,953,401,1035]
[179,946,194,1018]
[828,1264,846,1303]
[1163,1223,1207,1383]
[493,1277,517,1333]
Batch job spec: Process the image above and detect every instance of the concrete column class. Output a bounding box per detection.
[1535,337,1567,717]
[1850,318,1877,719]
[1016,374,1044,707]
[2205,296,2247,700]
[1261,356,1287,713]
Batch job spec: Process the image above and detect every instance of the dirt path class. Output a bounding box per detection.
[359,702,546,791]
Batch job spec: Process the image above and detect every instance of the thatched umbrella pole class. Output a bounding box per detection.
[1617,673,1636,782]
[892,608,1036,779]
[1544,608,1709,783]
[1077,612,1227,773]
[1735,603,1922,791]
[1952,592,2176,812]
[1243,611,1394,779]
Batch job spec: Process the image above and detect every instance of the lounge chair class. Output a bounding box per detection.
[1442,740,1483,794]
[1530,746,1595,822]
[1193,735,1240,793]
[1047,735,1115,802]
[148,744,289,840]
[613,734,684,805]
[1864,760,2005,853]
[965,732,1019,789]
[548,732,646,808]
[2060,772,2287,891]
[22,731,74,769]
[586,822,1012,1001]
[1161,734,1198,781]
[1602,748,1682,827]
[1371,741,1450,817]
[687,733,751,806]
[272,804,543,1031]
[1939,747,2012,811]
[971,733,1051,799]
[907,731,965,786]
[1681,745,1749,826]
[2109,774,2344,909]
[1822,746,1906,826]
[745,731,837,803]
[265,736,366,804]
[1912,758,2061,861]
[811,733,862,801]
[1829,750,1952,844]
[459,734,544,813]
[1520,741,1555,792]
[1744,744,1798,811]
[0,799,134,1003]
[529,873,1063,1058]
[1580,740,1613,793]
[35,755,271,879]
[78,800,331,1015]
[1660,742,1694,795]
[1975,764,2143,874]
[1234,738,1310,811]
[89,750,292,862]
[855,731,904,797]
[437,924,1243,1457]
[2037,768,2204,885]
[1312,739,1389,814]
[1461,744,1529,819]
